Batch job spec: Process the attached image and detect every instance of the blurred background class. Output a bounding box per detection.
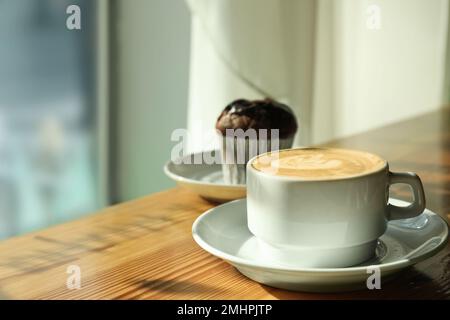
[0,0,99,238]
[0,0,449,239]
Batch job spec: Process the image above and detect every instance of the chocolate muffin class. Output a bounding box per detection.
[216,98,298,184]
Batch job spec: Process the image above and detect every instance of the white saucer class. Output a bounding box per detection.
[192,198,449,292]
[164,150,246,202]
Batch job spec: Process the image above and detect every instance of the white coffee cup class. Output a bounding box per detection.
[246,148,426,268]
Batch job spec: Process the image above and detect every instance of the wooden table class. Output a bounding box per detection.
[0,108,449,300]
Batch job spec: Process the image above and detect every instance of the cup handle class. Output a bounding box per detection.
[388,172,426,220]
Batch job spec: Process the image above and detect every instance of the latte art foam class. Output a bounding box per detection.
[252,148,386,179]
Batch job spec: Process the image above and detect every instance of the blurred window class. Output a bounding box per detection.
[0,0,99,239]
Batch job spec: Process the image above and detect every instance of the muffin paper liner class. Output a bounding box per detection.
[220,135,294,185]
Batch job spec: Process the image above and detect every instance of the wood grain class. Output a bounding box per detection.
[0,107,449,299]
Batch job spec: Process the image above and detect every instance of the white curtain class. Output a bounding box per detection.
[185,0,316,152]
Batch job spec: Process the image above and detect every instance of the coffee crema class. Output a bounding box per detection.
[251,148,386,179]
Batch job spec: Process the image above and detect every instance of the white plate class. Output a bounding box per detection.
[164,150,246,202]
[192,198,449,292]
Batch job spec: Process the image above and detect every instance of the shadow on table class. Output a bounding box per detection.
[134,279,217,294]
[260,267,449,300]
